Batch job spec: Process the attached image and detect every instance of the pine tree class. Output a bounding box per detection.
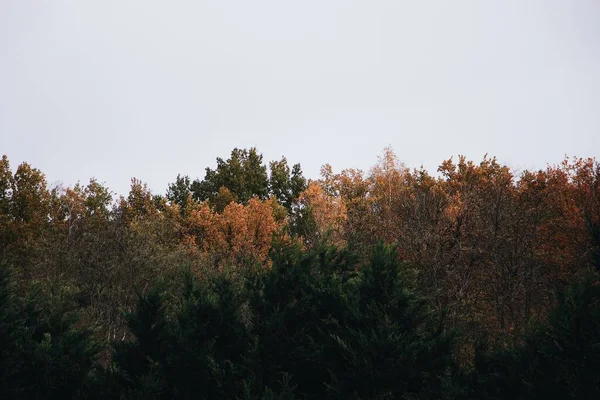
[251,243,458,399]
[471,271,600,399]
[0,262,100,400]
[317,244,459,399]
[108,272,254,399]
[105,244,460,399]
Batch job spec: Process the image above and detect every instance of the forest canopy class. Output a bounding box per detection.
[1,147,600,399]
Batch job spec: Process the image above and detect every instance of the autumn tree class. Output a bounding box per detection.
[35,176,187,342]
[211,186,238,213]
[182,197,283,267]
[367,146,411,243]
[10,162,50,226]
[291,148,597,348]
[1,160,52,281]
[560,157,600,271]
[292,179,347,249]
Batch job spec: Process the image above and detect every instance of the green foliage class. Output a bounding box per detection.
[319,245,458,399]
[470,272,600,399]
[3,240,600,399]
[288,201,318,242]
[269,158,307,210]
[4,150,600,399]
[192,148,269,205]
[166,174,192,212]
[106,272,254,399]
[186,148,306,212]
[104,244,458,399]
[0,263,100,400]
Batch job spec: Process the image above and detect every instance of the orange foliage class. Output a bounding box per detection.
[2,149,599,347]
[296,181,347,247]
[290,149,599,342]
[183,197,283,266]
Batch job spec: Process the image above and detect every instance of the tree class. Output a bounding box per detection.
[0,264,100,399]
[0,156,14,256]
[247,243,459,399]
[166,174,192,213]
[103,243,459,399]
[106,272,253,399]
[120,178,158,222]
[292,181,347,249]
[182,197,283,266]
[192,148,269,205]
[10,162,50,225]
[269,157,306,210]
[4,161,51,280]
[318,245,459,399]
[211,186,238,213]
[471,271,600,399]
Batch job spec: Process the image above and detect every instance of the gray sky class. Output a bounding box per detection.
[1,1,599,196]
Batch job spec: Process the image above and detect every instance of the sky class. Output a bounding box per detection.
[1,1,599,196]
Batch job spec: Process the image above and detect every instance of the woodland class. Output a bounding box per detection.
[1,147,599,399]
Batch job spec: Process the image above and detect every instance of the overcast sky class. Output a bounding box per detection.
[1,1,599,196]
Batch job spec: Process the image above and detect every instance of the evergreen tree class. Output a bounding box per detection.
[471,271,600,399]
[319,245,459,399]
[105,244,459,399]
[107,272,254,399]
[0,263,100,400]
[250,243,459,399]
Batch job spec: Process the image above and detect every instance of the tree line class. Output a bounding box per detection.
[0,147,599,398]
